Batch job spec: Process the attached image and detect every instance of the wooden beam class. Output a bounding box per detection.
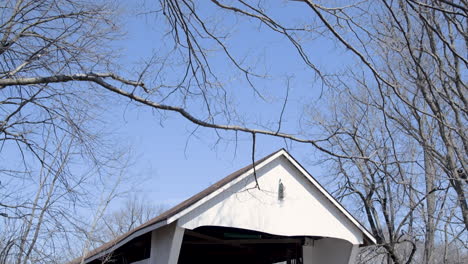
[149,223,184,264]
[184,230,246,248]
[184,230,302,247]
[184,238,302,245]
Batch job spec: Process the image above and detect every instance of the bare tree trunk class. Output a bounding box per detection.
[423,150,436,264]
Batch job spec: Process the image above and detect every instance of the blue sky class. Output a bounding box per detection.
[104,0,355,209]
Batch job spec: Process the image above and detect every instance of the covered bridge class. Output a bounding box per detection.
[73,149,376,264]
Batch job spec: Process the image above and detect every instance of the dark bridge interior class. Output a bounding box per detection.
[89,226,323,264]
[178,226,306,264]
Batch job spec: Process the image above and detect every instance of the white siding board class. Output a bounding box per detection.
[149,222,184,264]
[302,238,356,264]
[179,156,363,244]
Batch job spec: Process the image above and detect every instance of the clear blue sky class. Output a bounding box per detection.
[105,1,355,209]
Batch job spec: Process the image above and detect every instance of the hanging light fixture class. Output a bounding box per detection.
[278,179,285,201]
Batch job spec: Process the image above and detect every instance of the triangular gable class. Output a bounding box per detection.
[79,149,375,264]
[171,149,375,245]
